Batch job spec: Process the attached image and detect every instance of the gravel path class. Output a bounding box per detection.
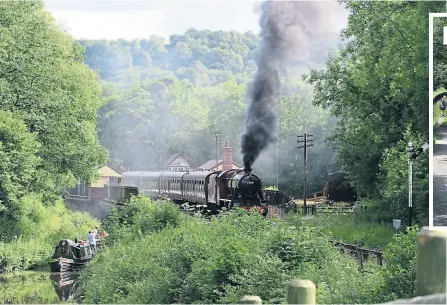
[433,127,447,226]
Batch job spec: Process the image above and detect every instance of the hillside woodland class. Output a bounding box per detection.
[81,30,342,197]
[82,1,439,224]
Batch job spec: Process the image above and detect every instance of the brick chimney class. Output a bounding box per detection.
[223,141,233,170]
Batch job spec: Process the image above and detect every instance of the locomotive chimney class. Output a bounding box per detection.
[223,141,233,170]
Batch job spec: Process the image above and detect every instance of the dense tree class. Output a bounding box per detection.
[0,0,108,202]
[0,111,40,214]
[79,28,341,86]
[434,16,447,90]
[86,26,341,195]
[306,1,441,224]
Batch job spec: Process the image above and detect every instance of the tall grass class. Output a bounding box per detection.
[285,213,395,248]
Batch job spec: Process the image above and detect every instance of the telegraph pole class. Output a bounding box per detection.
[297,133,313,215]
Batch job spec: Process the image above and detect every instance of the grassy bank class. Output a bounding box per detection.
[0,193,97,273]
[285,213,395,249]
[76,196,417,304]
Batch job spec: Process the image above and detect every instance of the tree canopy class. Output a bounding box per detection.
[306,1,441,224]
[85,27,340,196]
[0,0,107,209]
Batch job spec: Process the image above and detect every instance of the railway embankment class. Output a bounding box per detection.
[73,195,422,304]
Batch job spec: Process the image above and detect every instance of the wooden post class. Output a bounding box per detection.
[287,279,316,304]
[241,296,262,304]
[359,249,364,270]
[377,253,382,266]
[416,227,446,296]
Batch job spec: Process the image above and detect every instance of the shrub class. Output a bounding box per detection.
[378,225,418,301]
[77,199,384,304]
[0,110,40,213]
[102,195,183,245]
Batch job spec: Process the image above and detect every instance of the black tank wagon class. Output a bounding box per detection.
[323,171,357,204]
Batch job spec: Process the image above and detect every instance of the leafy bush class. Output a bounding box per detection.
[102,195,183,245]
[0,110,40,213]
[77,197,386,304]
[377,129,428,226]
[0,193,97,272]
[378,225,418,301]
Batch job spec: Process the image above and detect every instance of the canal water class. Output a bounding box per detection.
[0,267,80,304]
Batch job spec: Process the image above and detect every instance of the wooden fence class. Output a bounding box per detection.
[299,205,354,215]
[329,239,383,269]
[240,227,446,304]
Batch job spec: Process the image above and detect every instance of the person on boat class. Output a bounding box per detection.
[261,207,268,218]
[88,231,96,256]
[92,226,99,237]
[73,238,81,258]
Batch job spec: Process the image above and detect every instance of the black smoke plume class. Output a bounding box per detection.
[241,1,334,171]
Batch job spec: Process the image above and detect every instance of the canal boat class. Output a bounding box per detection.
[50,239,93,272]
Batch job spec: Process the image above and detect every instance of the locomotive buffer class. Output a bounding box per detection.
[297,133,313,215]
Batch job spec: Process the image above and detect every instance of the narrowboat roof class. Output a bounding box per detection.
[58,239,77,247]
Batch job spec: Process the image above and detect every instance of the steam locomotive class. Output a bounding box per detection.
[121,168,267,214]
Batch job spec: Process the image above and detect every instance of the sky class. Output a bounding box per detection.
[44,0,349,40]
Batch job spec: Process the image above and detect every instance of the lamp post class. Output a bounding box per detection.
[406,141,429,227]
[407,142,413,226]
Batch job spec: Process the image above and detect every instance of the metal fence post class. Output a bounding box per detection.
[415,227,446,296]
